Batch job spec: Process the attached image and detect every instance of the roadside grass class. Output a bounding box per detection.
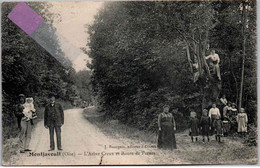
[2,105,46,163]
[84,107,157,144]
[84,106,258,165]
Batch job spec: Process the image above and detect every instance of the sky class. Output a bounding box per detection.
[48,1,104,71]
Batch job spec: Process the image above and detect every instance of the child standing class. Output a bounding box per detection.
[200,109,210,142]
[230,103,238,133]
[189,112,199,142]
[237,108,248,138]
[213,115,223,142]
[22,97,37,121]
[222,117,231,137]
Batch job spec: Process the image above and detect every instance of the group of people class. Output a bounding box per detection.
[189,103,248,143]
[157,96,248,150]
[14,94,64,153]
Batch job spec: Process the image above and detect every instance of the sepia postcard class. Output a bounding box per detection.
[1,0,258,165]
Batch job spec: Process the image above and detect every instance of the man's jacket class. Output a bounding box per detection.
[44,102,64,127]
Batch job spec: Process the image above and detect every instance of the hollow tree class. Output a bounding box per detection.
[173,2,221,111]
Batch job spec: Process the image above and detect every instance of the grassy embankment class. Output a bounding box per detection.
[84,106,258,165]
[2,100,74,163]
[84,106,157,144]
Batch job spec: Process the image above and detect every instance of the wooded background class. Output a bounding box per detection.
[87,1,257,131]
[1,1,257,140]
[2,2,92,141]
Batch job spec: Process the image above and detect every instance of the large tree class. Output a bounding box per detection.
[87,1,257,131]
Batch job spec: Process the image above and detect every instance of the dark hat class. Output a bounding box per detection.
[48,93,56,98]
[18,94,25,98]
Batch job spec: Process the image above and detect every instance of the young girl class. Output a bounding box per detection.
[200,109,210,142]
[231,103,238,116]
[213,115,223,142]
[237,108,248,138]
[22,97,37,121]
[222,117,231,137]
[230,103,238,133]
[189,112,199,142]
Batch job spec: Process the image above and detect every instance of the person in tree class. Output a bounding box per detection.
[236,108,248,138]
[189,112,199,142]
[213,115,223,142]
[157,105,177,150]
[209,103,221,134]
[219,94,228,119]
[205,49,221,81]
[14,94,26,130]
[223,102,232,118]
[220,95,228,106]
[193,63,201,83]
[200,109,210,142]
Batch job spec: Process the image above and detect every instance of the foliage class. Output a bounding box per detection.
[87,1,256,131]
[1,2,78,142]
[73,70,92,103]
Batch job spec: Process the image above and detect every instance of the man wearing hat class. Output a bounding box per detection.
[44,94,64,151]
[14,94,26,130]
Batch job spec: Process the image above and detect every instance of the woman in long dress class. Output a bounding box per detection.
[237,108,248,138]
[157,105,177,150]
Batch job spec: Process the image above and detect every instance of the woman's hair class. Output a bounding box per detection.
[203,109,208,116]
[163,104,170,109]
[190,111,197,118]
[26,97,33,103]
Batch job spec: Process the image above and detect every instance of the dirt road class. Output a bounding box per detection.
[8,107,257,165]
[10,108,182,165]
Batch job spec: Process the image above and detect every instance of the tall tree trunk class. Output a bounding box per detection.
[239,2,246,112]
[229,56,239,104]
[185,42,193,75]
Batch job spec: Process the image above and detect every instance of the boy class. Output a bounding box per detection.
[213,115,223,142]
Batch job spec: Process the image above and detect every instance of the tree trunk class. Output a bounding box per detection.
[229,55,239,104]
[238,2,246,112]
[185,42,193,75]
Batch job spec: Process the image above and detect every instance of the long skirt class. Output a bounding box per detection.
[201,125,210,136]
[157,122,177,150]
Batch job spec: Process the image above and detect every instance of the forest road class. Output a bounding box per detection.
[11,108,182,165]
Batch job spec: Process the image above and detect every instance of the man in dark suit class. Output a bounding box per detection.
[44,95,64,151]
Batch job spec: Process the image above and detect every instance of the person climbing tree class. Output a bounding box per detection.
[205,49,221,81]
